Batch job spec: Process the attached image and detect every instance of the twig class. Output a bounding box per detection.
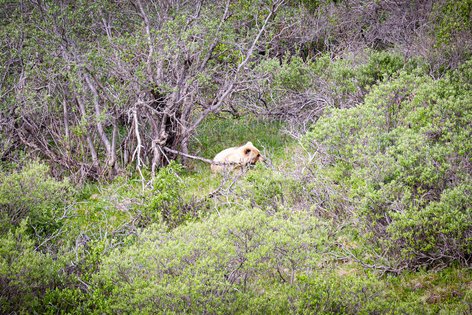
[339,244,403,275]
[162,146,241,166]
[131,107,145,191]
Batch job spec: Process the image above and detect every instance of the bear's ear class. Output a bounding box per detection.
[246,141,253,146]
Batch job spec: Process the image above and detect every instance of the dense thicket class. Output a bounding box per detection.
[1,0,471,313]
[303,59,472,269]
[1,0,288,179]
[2,0,471,179]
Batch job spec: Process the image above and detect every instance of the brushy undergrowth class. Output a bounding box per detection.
[0,161,74,237]
[303,59,472,269]
[1,51,471,314]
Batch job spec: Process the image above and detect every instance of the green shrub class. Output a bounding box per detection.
[434,0,472,47]
[92,208,330,313]
[386,267,472,314]
[388,184,472,264]
[233,163,344,219]
[239,166,295,211]
[296,271,392,314]
[144,161,203,228]
[303,59,472,268]
[0,221,65,313]
[0,161,74,237]
[255,51,409,116]
[357,50,405,89]
[273,55,312,92]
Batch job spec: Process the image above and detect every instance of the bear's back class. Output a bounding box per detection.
[213,146,239,162]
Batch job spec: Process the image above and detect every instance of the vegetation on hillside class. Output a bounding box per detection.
[1,0,471,313]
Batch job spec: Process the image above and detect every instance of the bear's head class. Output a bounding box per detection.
[241,142,264,165]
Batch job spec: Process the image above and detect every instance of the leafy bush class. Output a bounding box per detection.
[92,208,330,313]
[431,0,472,72]
[142,161,213,229]
[144,161,189,228]
[248,51,409,132]
[0,161,74,237]
[232,162,346,220]
[238,166,296,211]
[356,50,405,89]
[271,55,313,92]
[303,59,472,268]
[0,221,65,314]
[296,271,389,314]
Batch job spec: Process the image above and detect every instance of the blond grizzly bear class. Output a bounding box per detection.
[211,142,264,173]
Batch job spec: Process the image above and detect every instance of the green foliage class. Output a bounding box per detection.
[144,161,195,228]
[234,165,306,213]
[303,58,472,268]
[434,0,472,46]
[0,161,74,237]
[388,183,471,260]
[92,208,330,313]
[357,50,405,88]
[1,1,472,312]
[254,51,407,113]
[61,177,141,248]
[0,221,64,314]
[273,55,312,91]
[243,166,286,209]
[296,271,393,314]
[387,268,472,314]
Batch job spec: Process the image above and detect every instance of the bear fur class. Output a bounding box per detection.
[211,142,264,173]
